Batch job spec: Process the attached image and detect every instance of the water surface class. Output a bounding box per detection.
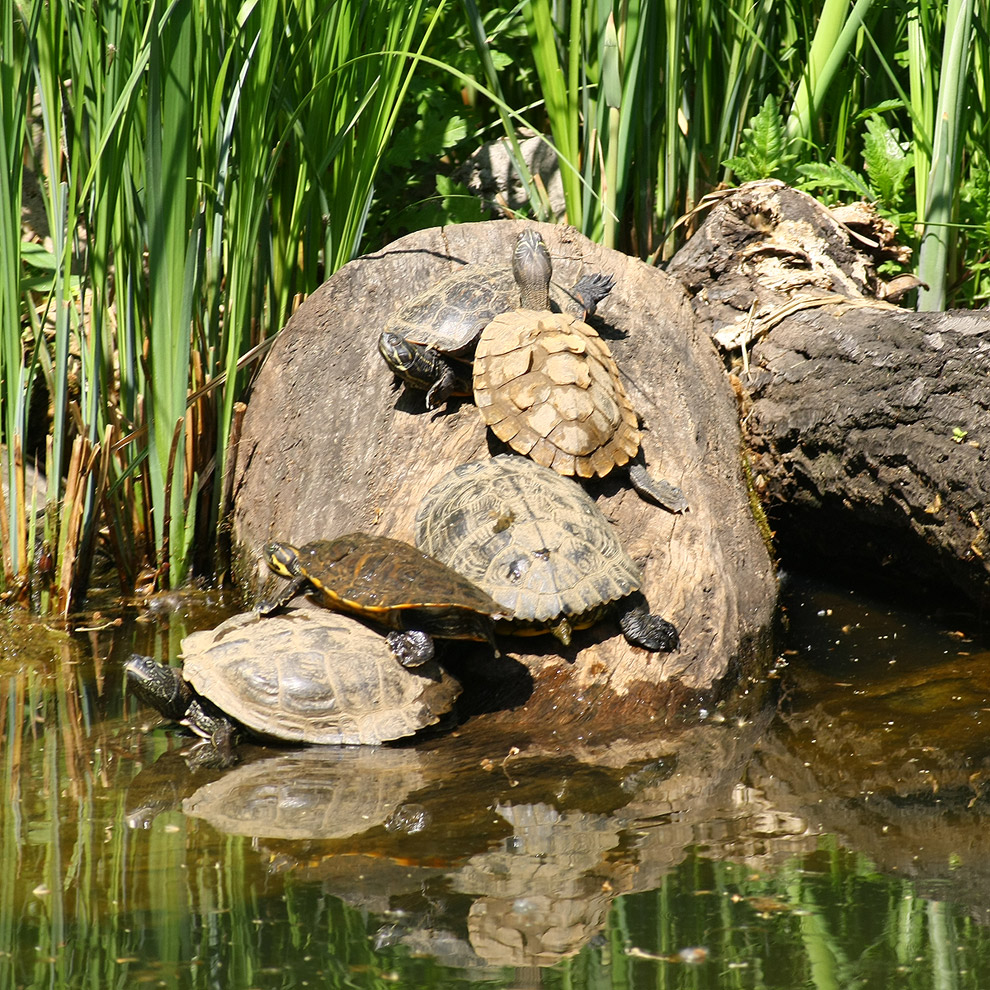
[2,575,990,989]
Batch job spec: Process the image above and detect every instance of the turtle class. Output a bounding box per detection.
[377,246,615,409]
[126,607,463,764]
[414,455,679,652]
[472,229,688,514]
[256,531,510,667]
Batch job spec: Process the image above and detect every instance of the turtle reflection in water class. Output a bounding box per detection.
[416,455,678,651]
[256,532,510,668]
[127,607,462,765]
[181,745,427,840]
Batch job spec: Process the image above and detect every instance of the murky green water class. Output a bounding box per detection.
[2,575,990,990]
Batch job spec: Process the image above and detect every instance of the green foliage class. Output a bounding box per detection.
[861,115,913,206]
[915,0,977,310]
[723,94,799,183]
[370,77,477,237]
[797,161,875,199]
[958,153,990,304]
[796,114,916,229]
[7,0,446,605]
[452,0,987,297]
[433,175,489,224]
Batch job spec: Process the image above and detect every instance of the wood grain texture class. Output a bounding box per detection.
[668,181,990,607]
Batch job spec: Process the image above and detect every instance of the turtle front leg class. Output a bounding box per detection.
[181,698,240,769]
[255,575,307,615]
[615,593,679,652]
[549,615,574,646]
[569,272,616,317]
[386,629,436,668]
[627,459,688,514]
[425,360,472,410]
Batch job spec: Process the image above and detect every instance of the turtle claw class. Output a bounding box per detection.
[616,593,679,652]
[254,595,295,616]
[255,572,307,616]
[425,367,460,410]
[549,616,574,647]
[569,272,616,317]
[182,736,240,771]
[387,629,436,668]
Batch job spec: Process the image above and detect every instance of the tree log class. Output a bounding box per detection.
[231,221,777,733]
[667,181,990,608]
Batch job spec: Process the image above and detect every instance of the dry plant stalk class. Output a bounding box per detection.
[14,437,25,577]
[56,436,101,615]
[0,460,11,582]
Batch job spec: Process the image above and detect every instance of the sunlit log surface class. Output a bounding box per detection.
[667,180,990,608]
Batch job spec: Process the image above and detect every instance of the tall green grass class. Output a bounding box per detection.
[462,0,988,281]
[1,0,32,584]
[916,0,977,309]
[7,0,442,607]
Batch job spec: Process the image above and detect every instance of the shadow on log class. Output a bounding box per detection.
[232,221,777,734]
[667,180,990,609]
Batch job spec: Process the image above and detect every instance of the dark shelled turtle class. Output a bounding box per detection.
[256,531,509,667]
[126,607,463,763]
[415,455,678,652]
[472,230,687,514]
[377,246,614,409]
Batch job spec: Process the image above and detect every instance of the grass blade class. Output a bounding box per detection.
[917,0,976,310]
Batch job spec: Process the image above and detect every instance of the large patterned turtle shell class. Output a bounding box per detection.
[473,307,642,478]
[472,231,641,480]
[173,607,461,745]
[414,455,643,635]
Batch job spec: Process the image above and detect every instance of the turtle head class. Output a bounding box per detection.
[513,230,552,310]
[263,541,303,578]
[377,331,438,392]
[125,653,192,721]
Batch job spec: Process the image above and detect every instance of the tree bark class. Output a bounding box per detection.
[231,220,777,733]
[667,180,990,608]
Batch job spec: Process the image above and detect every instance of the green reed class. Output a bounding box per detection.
[462,0,988,287]
[7,0,441,606]
[915,0,977,309]
[1,0,31,584]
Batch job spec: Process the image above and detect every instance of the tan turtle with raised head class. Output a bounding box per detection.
[472,229,687,513]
